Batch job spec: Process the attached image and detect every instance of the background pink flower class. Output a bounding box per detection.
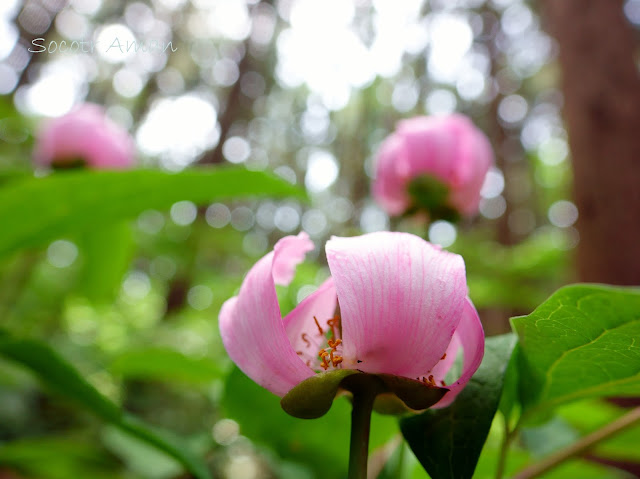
[373,114,493,217]
[33,103,135,169]
[219,231,484,409]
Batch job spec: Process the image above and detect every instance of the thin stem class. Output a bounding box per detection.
[495,420,515,479]
[348,384,379,479]
[513,406,640,479]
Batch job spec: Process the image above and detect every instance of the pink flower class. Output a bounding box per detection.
[34,104,135,169]
[219,231,484,409]
[373,114,493,217]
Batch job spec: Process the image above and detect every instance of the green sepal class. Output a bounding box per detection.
[376,373,448,412]
[280,370,447,419]
[51,157,88,170]
[406,174,460,222]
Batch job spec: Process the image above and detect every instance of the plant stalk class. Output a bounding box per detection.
[348,384,379,479]
[513,406,640,479]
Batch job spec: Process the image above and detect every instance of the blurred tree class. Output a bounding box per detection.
[543,0,640,285]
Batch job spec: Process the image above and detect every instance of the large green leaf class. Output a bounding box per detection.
[400,333,517,479]
[0,167,305,257]
[110,347,225,384]
[0,331,211,479]
[77,222,134,303]
[511,284,640,422]
[0,436,126,479]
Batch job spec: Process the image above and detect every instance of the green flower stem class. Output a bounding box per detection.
[348,379,382,479]
[512,405,640,479]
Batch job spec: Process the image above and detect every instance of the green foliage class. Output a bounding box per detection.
[77,222,135,303]
[512,284,640,423]
[110,346,226,384]
[0,167,305,258]
[400,333,517,479]
[0,330,211,479]
[0,436,126,479]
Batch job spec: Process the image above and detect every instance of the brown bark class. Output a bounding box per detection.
[543,0,640,285]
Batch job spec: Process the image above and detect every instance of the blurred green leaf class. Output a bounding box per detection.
[498,343,521,428]
[400,333,517,479]
[0,330,211,479]
[0,167,305,258]
[78,222,134,303]
[0,436,126,479]
[512,284,640,423]
[110,347,225,384]
[222,367,399,477]
[558,400,640,462]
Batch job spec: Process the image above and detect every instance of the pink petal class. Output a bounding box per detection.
[219,233,315,396]
[34,104,135,170]
[372,133,411,215]
[325,232,467,379]
[429,333,461,382]
[397,116,458,183]
[283,278,337,364]
[448,120,493,216]
[431,297,485,408]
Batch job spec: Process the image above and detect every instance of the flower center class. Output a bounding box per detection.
[296,313,344,372]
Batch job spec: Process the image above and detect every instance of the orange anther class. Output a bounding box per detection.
[313,316,324,336]
[318,349,329,359]
[428,375,434,383]
[440,380,446,386]
[328,338,342,349]
[331,355,343,367]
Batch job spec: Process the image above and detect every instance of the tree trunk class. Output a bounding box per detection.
[543,0,640,285]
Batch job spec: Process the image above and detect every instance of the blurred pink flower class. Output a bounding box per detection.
[34,104,135,169]
[219,231,484,408]
[373,114,493,217]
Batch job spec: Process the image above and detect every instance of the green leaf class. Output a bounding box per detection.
[0,331,211,479]
[400,333,517,479]
[110,347,225,384]
[511,284,640,422]
[0,167,305,258]
[0,436,124,479]
[498,343,521,427]
[77,222,134,303]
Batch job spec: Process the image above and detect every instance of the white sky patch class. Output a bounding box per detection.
[70,0,103,16]
[277,0,374,110]
[371,0,426,76]
[96,24,137,63]
[428,220,457,248]
[480,168,505,199]
[136,94,218,167]
[428,13,473,83]
[276,0,432,107]
[16,58,87,116]
[206,1,251,41]
[0,20,18,60]
[0,0,20,19]
[304,150,339,193]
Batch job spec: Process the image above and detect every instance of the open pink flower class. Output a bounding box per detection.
[34,104,135,169]
[219,231,484,409]
[373,114,493,217]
